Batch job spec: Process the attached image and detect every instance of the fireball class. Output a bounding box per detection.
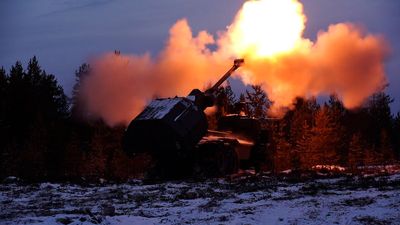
[227,0,306,58]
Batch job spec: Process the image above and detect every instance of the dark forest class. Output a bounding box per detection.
[1,57,399,181]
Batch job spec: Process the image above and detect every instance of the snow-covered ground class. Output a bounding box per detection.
[1,173,400,225]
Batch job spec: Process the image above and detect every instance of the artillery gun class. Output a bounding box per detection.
[123,59,268,178]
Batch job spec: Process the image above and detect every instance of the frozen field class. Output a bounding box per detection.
[1,172,400,225]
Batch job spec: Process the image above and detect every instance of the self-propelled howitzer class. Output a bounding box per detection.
[123,59,244,158]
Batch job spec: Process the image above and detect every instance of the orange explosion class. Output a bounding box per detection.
[226,0,307,58]
[81,0,388,126]
[223,0,387,114]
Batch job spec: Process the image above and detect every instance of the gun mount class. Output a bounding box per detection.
[123,59,244,156]
[188,58,244,110]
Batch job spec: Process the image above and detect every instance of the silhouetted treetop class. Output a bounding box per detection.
[71,63,91,120]
[246,85,271,119]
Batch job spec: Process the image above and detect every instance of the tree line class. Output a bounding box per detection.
[216,83,400,172]
[0,57,149,181]
[0,57,399,181]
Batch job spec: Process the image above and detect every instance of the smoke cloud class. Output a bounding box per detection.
[80,0,388,126]
[239,23,388,113]
[82,20,228,126]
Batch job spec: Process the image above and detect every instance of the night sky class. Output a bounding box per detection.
[1,0,399,112]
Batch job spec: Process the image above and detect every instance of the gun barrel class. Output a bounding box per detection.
[207,59,244,93]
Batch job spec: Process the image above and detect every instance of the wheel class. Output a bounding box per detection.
[217,143,239,175]
[195,140,239,177]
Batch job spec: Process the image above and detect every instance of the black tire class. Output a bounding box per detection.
[195,141,239,177]
[218,144,239,175]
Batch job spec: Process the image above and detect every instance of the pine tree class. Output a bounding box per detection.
[378,129,394,164]
[64,130,85,178]
[8,61,24,84]
[287,97,319,147]
[1,58,69,179]
[368,92,393,130]
[232,93,250,116]
[84,123,107,179]
[327,94,346,122]
[0,66,6,89]
[82,121,125,180]
[236,93,251,116]
[0,67,8,169]
[38,72,69,119]
[348,133,365,171]
[284,97,319,169]
[7,61,27,134]
[245,85,271,119]
[215,82,237,116]
[0,67,7,121]
[394,113,400,156]
[26,56,41,84]
[0,62,27,178]
[71,63,90,120]
[295,120,312,169]
[25,57,69,179]
[309,106,341,167]
[270,120,291,172]
[19,119,47,179]
[215,86,228,118]
[326,95,349,164]
[224,81,236,114]
[366,92,394,147]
